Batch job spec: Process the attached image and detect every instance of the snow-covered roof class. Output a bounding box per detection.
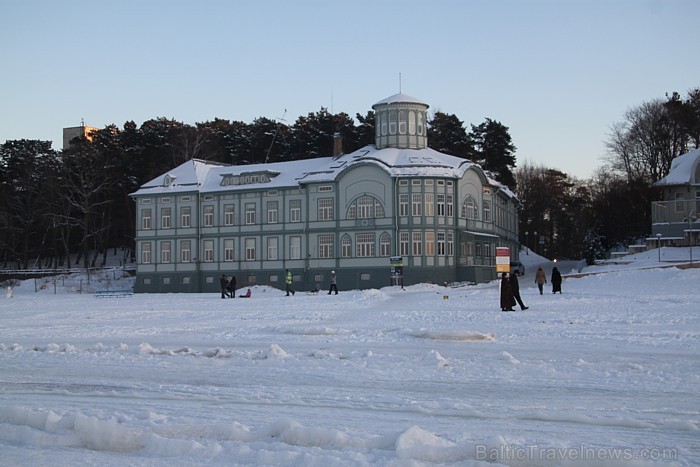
[654,148,700,186]
[372,93,428,108]
[130,145,516,199]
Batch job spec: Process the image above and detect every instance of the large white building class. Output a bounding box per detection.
[130,93,520,293]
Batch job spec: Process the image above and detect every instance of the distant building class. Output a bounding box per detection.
[650,148,700,247]
[62,124,98,150]
[130,93,521,293]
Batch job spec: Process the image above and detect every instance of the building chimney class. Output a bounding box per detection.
[332,132,343,157]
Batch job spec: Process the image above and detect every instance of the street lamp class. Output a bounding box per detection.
[656,233,662,263]
[684,210,696,266]
[525,231,529,255]
[533,231,537,255]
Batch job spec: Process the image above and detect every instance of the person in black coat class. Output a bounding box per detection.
[227,275,237,298]
[509,271,529,310]
[551,267,562,294]
[500,272,516,311]
[220,274,230,299]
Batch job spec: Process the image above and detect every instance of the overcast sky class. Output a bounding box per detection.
[2,0,698,179]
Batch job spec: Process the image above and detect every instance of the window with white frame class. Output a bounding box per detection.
[224,204,235,226]
[408,111,416,134]
[398,110,407,134]
[245,238,256,261]
[389,111,397,135]
[347,195,384,219]
[267,201,278,224]
[181,240,191,263]
[356,233,375,257]
[425,231,435,256]
[245,204,256,224]
[412,193,422,216]
[417,112,424,135]
[462,196,478,219]
[446,195,454,217]
[483,200,491,222]
[224,239,234,261]
[203,240,214,262]
[141,242,152,264]
[318,198,334,221]
[180,206,191,228]
[437,194,445,216]
[437,231,445,255]
[203,206,214,226]
[318,235,333,258]
[399,231,409,256]
[399,194,409,216]
[289,236,301,260]
[142,209,152,230]
[381,112,387,135]
[380,232,391,257]
[341,234,352,257]
[424,193,434,217]
[161,208,171,229]
[161,241,171,263]
[267,237,278,260]
[447,232,454,256]
[412,231,422,256]
[290,199,301,223]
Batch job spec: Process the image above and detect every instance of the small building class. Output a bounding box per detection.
[129,93,520,293]
[63,123,98,150]
[650,148,700,247]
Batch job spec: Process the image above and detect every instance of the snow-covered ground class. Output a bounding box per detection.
[1,249,698,466]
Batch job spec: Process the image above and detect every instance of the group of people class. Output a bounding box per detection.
[219,274,252,299]
[500,266,563,311]
[219,269,339,298]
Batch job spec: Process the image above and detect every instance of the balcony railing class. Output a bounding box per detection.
[651,200,700,224]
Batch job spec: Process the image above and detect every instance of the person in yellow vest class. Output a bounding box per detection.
[285,269,295,296]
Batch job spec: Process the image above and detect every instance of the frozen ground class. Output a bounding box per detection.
[1,249,698,466]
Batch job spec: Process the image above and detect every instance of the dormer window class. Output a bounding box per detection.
[220,171,277,186]
[164,175,176,187]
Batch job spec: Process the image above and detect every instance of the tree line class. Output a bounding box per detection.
[1,87,697,269]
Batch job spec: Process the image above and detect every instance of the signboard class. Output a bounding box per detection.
[496,247,510,273]
[390,256,403,278]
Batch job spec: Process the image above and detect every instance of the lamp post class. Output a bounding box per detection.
[525,231,529,255]
[533,231,537,255]
[656,233,662,263]
[686,210,696,266]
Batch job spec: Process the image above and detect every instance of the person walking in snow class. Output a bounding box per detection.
[220,274,231,299]
[500,272,516,311]
[535,266,547,295]
[285,269,295,296]
[551,267,562,294]
[328,270,338,295]
[509,271,528,310]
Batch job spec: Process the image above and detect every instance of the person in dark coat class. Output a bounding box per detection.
[551,267,562,294]
[509,271,529,310]
[500,272,516,311]
[227,275,237,298]
[220,274,230,299]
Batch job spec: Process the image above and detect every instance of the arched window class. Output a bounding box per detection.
[417,112,424,135]
[389,111,397,135]
[408,111,416,134]
[381,112,387,136]
[461,196,478,219]
[398,110,407,134]
[347,195,385,219]
[341,234,352,257]
[376,113,382,137]
[380,232,391,257]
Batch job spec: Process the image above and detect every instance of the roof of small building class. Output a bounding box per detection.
[372,93,428,108]
[130,145,516,199]
[654,148,700,186]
